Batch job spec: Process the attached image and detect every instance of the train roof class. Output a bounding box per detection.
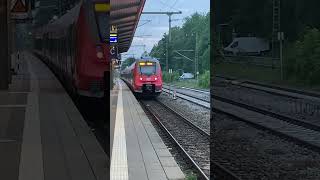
[46,3,81,32]
[34,2,82,38]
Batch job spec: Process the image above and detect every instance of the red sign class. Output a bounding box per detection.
[11,0,27,13]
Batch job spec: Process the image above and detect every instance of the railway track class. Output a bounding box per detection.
[212,161,242,180]
[163,84,210,94]
[213,94,320,153]
[162,86,210,109]
[214,75,320,102]
[161,86,242,179]
[140,99,211,180]
[162,83,320,177]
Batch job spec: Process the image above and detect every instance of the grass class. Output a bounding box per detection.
[214,62,320,92]
[214,62,281,83]
[168,79,209,90]
[185,171,198,180]
[163,70,210,89]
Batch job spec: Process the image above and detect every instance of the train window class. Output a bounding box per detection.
[95,12,109,43]
[81,0,98,43]
[139,63,157,75]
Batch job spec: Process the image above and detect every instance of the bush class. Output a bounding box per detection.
[162,71,180,83]
[285,28,320,85]
[198,70,210,88]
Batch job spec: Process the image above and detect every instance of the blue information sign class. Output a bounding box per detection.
[110,36,118,43]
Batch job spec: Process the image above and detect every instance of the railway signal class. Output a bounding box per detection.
[110,25,118,44]
[169,68,174,98]
[278,32,284,80]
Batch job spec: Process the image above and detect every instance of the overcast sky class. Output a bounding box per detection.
[121,0,210,60]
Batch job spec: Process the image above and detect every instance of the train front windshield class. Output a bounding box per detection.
[139,62,156,75]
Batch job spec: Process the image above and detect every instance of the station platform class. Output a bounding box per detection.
[110,79,185,180]
[0,52,108,180]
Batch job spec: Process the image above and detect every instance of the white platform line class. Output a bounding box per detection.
[110,80,129,180]
[0,139,16,143]
[0,105,26,108]
[0,92,30,94]
[18,53,44,180]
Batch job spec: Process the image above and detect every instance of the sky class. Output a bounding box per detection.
[121,0,210,60]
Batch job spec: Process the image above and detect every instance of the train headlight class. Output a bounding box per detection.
[96,52,103,59]
[140,77,143,81]
[96,45,104,59]
[155,77,158,80]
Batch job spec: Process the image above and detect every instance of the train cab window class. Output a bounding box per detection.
[83,0,105,43]
[93,2,110,43]
[95,13,109,43]
[139,62,157,75]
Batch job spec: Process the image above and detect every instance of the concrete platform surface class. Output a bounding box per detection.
[110,79,185,180]
[0,52,108,180]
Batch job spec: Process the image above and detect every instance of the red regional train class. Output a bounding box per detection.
[121,58,163,96]
[34,0,110,98]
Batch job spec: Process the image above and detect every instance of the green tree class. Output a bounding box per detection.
[285,28,320,85]
[121,57,135,70]
[150,12,210,75]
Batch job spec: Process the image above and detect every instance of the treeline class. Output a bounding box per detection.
[150,12,210,74]
[285,28,320,84]
[121,57,135,70]
[215,0,320,85]
[216,0,320,42]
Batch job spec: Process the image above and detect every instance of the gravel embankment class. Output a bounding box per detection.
[157,93,210,134]
[213,81,320,124]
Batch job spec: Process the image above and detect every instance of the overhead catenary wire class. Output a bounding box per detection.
[141,11,182,72]
[159,0,180,11]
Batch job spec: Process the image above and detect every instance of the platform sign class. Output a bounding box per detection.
[110,45,119,59]
[11,0,32,21]
[110,34,118,43]
[110,25,117,33]
[11,0,27,12]
[110,25,118,44]
[110,45,121,68]
[110,46,116,55]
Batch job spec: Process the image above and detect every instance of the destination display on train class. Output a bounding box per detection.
[139,62,155,66]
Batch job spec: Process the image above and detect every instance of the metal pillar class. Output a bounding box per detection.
[142,11,182,72]
[0,0,9,89]
[167,14,171,72]
[272,0,281,68]
[195,32,199,80]
[280,35,283,80]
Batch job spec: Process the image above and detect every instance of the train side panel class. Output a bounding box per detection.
[76,6,109,97]
[34,2,109,98]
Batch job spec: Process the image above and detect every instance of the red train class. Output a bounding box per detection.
[34,1,110,98]
[121,58,163,96]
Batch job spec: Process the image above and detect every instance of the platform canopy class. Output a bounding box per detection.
[111,0,146,53]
